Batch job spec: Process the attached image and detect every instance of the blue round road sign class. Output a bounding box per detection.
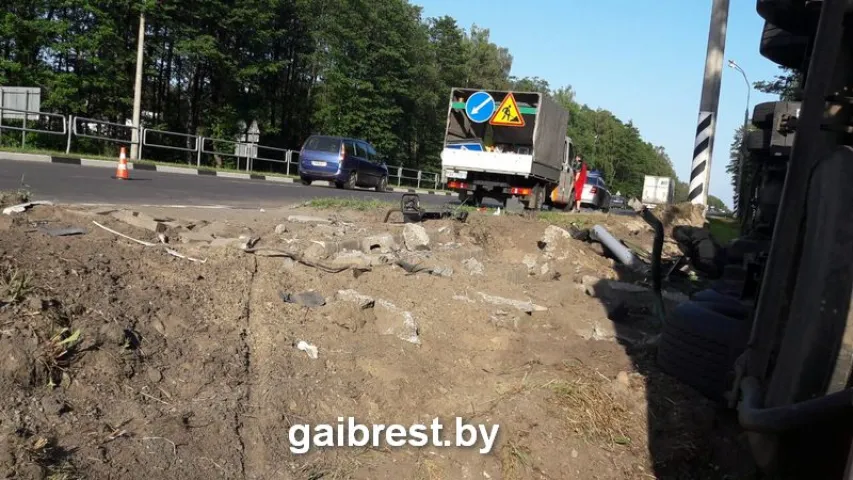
[465,91,496,124]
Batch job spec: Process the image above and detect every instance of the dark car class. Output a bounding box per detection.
[609,195,628,210]
[298,135,389,191]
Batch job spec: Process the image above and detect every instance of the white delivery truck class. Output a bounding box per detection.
[440,88,577,210]
[642,175,675,207]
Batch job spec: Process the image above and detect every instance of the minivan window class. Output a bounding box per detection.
[304,136,341,153]
[367,144,379,164]
[343,141,355,157]
[354,142,367,159]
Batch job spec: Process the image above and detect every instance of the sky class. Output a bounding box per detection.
[417,0,783,208]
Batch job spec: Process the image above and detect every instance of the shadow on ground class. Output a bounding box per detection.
[597,264,760,478]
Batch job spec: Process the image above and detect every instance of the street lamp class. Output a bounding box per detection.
[727,59,751,222]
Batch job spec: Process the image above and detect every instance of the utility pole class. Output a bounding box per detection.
[130,10,145,160]
[688,0,730,207]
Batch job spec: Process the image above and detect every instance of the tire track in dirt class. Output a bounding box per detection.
[235,256,258,477]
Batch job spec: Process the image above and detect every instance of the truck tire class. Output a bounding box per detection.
[657,301,751,402]
[759,22,811,70]
[691,289,752,320]
[756,0,820,35]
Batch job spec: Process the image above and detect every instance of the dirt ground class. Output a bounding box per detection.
[0,198,758,479]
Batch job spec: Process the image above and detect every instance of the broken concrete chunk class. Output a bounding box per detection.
[281,290,326,308]
[580,276,688,322]
[477,292,547,314]
[288,215,331,224]
[462,258,485,276]
[335,290,420,344]
[402,224,430,251]
[335,289,376,308]
[538,225,573,258]
[360,233,399,254]
[374,300,420,345]
[111,210,166,233]
[331,251,393,269]
[274,224,288,234]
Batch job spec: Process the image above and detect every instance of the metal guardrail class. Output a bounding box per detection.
[1,106,446,189]
[142,129,199,153]
[0,107,67,149]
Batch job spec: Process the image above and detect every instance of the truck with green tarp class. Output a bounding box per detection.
[440,88,577,209]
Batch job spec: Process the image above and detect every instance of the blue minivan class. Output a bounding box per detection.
[298,135,389,191]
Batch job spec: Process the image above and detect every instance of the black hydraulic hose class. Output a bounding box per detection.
[738,376,853,433]
[638,207,666,324]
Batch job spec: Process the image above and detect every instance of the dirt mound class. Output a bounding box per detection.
[655,202,706,229]
[0,203,755,479]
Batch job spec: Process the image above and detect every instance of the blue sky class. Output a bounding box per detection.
[417,0,783,207]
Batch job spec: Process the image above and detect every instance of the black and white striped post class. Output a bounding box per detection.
[689,0,729,208]
[688,111,714,204]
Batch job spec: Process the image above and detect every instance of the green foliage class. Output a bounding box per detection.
[2,0,676,187]
[753,66,802,101]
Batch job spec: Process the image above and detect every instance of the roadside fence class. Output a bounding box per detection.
[0,106,444,190]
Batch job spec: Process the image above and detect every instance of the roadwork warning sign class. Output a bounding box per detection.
[490,93,525,127]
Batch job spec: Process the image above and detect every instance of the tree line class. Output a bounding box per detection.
[3,0,724,203]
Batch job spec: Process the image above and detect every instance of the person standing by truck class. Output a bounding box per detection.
[573,157,588,212]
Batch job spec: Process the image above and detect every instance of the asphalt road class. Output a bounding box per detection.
[0,160,454,208]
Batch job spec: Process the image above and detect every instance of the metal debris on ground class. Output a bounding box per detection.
[280,291,326,308]
[2,200,54,215]
[296,340,319,359]
[40,227,87,237]
[395,259,452,277]
[383,194,469,224]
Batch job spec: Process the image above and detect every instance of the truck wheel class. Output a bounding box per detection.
[657,301,751,402]
[759,21,811,70]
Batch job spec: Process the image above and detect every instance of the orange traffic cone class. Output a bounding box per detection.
[115,147,130,180]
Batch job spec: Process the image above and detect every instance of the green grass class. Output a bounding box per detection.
[707,217,740,244]
[306,197,395,211]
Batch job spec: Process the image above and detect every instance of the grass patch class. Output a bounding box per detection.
[547,361,634,448]
[499,437,533,480]
[0,188,31,208]
[707,217,740,244]
[1,263,33,305]
[306,197,394,211]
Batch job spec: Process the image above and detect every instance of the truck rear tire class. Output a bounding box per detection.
[657,301,751,402]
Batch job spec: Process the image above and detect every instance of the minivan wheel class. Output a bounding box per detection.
[345,171,357,190]
[376,176,388,192]
[300,177,312,186]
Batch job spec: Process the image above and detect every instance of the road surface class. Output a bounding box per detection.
[0,160,455,208]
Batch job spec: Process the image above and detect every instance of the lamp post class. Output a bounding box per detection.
[727,59,751,222]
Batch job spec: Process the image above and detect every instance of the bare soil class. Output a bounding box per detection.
[0,201,757,479]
